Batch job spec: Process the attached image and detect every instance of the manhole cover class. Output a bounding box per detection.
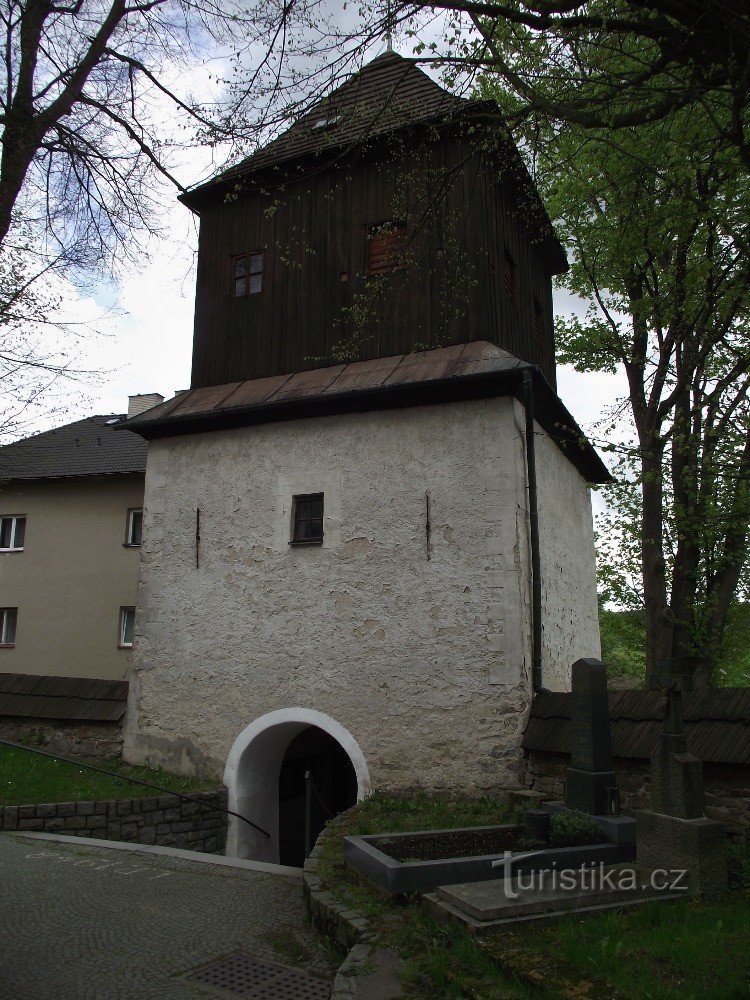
[184,951,331,999]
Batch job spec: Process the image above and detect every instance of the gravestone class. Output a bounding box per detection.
[637,661,727,898]
[564,658,618,815]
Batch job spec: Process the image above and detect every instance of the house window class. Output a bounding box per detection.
[0,515,25,551]
[0,608,17,646]
[233,252,263,296]
[119,607,136,648]
[125,508,143,546]
[504,250,516,300]
[291,493,324,545]
[366,221,407,275]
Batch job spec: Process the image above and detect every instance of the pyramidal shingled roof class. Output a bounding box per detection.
[182,50,471,203]
[0,415,148,481]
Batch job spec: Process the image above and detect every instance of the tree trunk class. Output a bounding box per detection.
[640,439,673,688]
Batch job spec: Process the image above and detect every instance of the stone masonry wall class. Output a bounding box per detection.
[525,749,750,841]
[0,717,123,760]
[126,396,600,800]
[0,788,227,853]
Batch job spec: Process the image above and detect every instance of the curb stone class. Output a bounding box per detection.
[303,817,404,999]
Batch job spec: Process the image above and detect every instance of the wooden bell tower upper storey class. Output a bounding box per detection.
[180,51,568,391]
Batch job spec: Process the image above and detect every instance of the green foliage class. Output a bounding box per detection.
[479,57,750,684]
[599,607,647,681]
[728,842,750,890]
[0,745,216,806]
[548,809,604,848]
[600,605,750,686]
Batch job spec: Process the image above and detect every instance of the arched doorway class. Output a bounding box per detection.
[278,727,358,866]
[223,708,371,864]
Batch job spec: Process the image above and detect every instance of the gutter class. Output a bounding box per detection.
[523,370,544,693]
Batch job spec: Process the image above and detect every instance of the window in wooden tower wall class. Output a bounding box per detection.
[366,221,407,275]
[233,252,264,296]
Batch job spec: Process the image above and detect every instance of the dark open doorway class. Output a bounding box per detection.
[278,725,358,867]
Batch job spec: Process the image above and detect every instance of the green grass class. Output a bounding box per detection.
[316,795,750,999]
[0,745,217,806]
[501,894,750,1000]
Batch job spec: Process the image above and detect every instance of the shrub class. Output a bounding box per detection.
[549,809,605,847]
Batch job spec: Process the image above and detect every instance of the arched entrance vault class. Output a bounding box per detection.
[223,708,371,863]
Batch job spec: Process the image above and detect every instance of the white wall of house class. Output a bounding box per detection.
[124,396,599,821]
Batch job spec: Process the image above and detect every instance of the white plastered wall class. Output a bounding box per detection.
[124,395,600,808]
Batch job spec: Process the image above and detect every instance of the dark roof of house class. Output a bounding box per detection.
[523,688,750,765]
[0,415,148,482]
[0,673,128,722]
[123,341,612,484]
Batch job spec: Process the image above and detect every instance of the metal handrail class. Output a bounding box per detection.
[0,738,270,839]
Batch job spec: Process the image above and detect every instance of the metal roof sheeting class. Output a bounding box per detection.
[123,342,611,484]
[0,673,128,722]
[0,415,148,482]
[523,688,750,765]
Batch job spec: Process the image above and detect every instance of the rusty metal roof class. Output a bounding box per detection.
[0,673,128,722]
[523,688,750,765]
[123,342,611,484]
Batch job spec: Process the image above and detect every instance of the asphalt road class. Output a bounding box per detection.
[0,833,334,1000]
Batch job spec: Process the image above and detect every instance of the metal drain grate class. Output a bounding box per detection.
[184,952,331,999]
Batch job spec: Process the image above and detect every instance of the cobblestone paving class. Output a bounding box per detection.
[0,834,335,1000]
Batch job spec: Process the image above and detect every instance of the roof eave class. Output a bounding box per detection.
[126,367,612,485]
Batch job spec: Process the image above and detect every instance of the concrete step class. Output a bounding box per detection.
[427,865,685,929]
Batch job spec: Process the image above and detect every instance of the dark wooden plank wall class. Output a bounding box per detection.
[190,137,558,389]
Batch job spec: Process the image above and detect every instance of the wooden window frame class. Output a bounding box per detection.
[0,607,17,647]
[0,515,25,552]
[232,250,264,297]
[124,507,143,547]
[366,220,408,276]
[119,606,136,648]
[290,493,324,546]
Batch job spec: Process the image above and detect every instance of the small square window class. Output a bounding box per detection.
[0,607,17,646]
[366,221,407,275]
[233,251,263,296]
[0,515,25,551]
[125,507,143,546]
[119,606,136,648]
[504,250,516,300]
[291,493,324,545]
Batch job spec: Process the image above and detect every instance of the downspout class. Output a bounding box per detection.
[522,370,543,693]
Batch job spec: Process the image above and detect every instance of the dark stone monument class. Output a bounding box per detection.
[637,661,727,898]
[564,658,618,816]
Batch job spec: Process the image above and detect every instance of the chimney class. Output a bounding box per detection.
[127,393,165,418]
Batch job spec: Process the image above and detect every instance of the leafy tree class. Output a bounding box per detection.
[479,94,750,687]
[228,3,750,172]
[0,0,258,423]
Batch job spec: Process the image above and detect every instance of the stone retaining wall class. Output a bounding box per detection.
[0,788,227,853]
[525,750,750,840]
[0,717,123,760]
